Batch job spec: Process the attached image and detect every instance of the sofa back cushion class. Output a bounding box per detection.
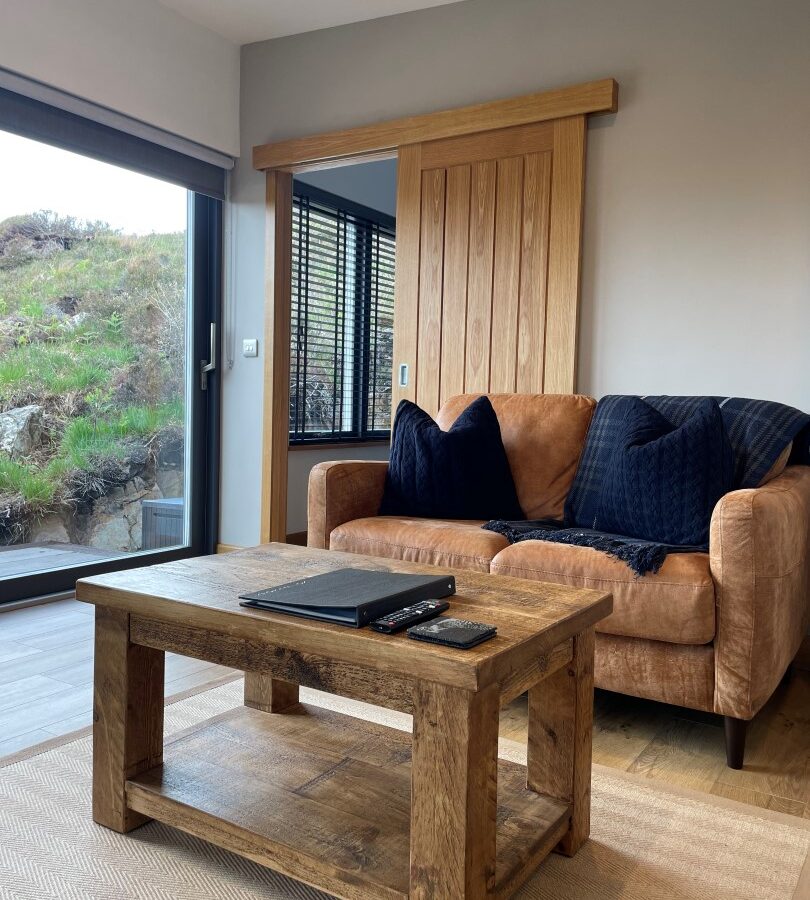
[436,393,596,520]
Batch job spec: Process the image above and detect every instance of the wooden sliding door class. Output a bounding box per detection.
[253,78,616,540]
[392,115,586,417]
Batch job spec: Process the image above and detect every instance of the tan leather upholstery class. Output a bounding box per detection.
[307,461,388,550]
[435,393,596,521]
[491,541,715,644]
[595,633,715,712]
[330,517,508,572]
[710,466,810,719]
[308,395,810,724]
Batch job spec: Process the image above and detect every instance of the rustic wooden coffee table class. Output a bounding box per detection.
[77,543,611,899]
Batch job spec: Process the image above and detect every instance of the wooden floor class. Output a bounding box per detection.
[1,598,808,820]
[0,598,234,758]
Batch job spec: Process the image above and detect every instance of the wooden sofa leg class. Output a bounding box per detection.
[724,717,748,769]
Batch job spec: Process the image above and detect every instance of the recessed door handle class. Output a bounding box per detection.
[200,323,216,390]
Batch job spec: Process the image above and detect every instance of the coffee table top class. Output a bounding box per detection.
[77,543,612,691]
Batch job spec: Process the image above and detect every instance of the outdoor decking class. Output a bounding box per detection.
[0,542,123,579]
[0,597,236,759]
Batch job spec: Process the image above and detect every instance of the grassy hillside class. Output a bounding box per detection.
[0,212,185,537]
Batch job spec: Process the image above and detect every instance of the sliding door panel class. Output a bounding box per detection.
[393,115,586,419]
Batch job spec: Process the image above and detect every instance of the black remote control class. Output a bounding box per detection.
[369,599,450,634]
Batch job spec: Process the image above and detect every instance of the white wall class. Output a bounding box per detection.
[2,0,240,155]
[221,0,810,547]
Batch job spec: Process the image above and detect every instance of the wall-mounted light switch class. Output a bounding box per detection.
[242,338,259,357]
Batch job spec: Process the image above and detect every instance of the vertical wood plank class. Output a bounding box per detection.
[490,156,524,393]
[517,151,552,393]
[260,170,293,542]
[391,144,422,413]
[439,165,471,406]
[545,115,586,394]
[93,606,165,832]
[415,168,446,416]
[527,627,595,856]
[464,160,497,393]
[410,682,499,898]
[244,673,299,712]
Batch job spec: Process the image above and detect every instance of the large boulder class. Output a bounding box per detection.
[0,405,44,457]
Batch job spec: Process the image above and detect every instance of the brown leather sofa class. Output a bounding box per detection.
[307,393,810,768]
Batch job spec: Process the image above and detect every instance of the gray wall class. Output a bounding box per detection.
[297,159,398,217]
[221,0,810,547]
[3,0,240,154]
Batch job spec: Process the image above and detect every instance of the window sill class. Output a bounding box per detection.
[288,441,390,453]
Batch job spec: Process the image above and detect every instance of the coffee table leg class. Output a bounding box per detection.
[410,681,499,899]
[93,607,165,832]
[244,672,299,712]
[526,627,595,856]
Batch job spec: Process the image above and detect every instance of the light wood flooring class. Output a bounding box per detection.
[0,598,234,758]
[1,598,808,820]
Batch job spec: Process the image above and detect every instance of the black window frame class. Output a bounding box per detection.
[0,105,222,604]
[289,182,395,447]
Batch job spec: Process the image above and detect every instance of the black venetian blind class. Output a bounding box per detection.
[290,183,395,444]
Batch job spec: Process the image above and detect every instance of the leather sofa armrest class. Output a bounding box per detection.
[307,460,389,550]
[710,466,810,719]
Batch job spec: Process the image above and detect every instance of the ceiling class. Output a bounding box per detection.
[158,0,463,45]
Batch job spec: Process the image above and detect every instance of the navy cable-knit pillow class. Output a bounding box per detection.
[379,397,524,520]
[594,396,734,546]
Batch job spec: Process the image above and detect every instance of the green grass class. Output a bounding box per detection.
[56,401,184,471]
[0,231,185,316]
[0,342,136,405]
[0,219,187,522]
[0,457,56,504]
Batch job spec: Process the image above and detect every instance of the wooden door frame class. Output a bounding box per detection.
[253,78,618,543]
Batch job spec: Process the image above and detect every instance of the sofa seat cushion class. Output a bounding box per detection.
[491,541,715,644]
[330,517,509,573]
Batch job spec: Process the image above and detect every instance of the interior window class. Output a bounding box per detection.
[289,185,395,444]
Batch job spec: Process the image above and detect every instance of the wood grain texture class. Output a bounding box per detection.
[92,607,164,832]
[126,703,571,900]
[260,170,293,542]
[77,543,612,693]
[244,673,299,713]
[420,121,553,170]
[517,152,552,392]
[490,156,524,393]
[252,79,617,170]
[415,168,446,416]
[129,615,416,714]
[544,115,587,394]
[465,159,497,393]
[391,144,422,411]
[439,164,471,404]
[410,682,499,898]
[527,626,595,856]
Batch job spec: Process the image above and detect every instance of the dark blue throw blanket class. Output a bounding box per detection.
[485,396,810,577]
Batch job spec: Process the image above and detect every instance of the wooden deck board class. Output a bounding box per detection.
[0,542,124,579]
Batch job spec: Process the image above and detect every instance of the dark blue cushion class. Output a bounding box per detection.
[594,397,734,546]
[380,397,523,520]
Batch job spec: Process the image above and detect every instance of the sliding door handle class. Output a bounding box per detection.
[200,322,217,390]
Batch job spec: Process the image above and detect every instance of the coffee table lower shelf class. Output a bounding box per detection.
[125,703,570,900]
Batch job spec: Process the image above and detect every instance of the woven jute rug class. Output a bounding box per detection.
[1,678,808,900]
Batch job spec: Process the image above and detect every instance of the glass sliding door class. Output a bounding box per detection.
[0,129,219,602]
